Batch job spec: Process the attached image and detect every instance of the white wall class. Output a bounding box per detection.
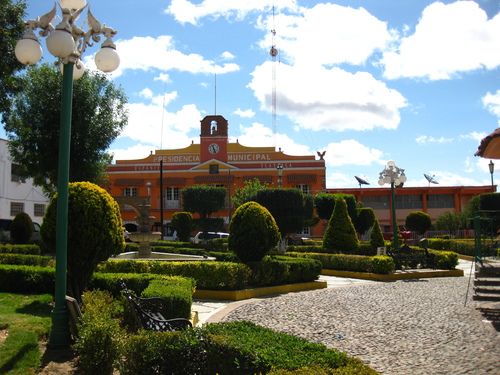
[0,139,49,224]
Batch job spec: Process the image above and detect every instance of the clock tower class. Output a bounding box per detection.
[200,115,228,163]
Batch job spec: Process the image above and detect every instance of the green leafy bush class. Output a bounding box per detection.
[141,278,195,320]
[405,211,432,235]
[229,201,280,262]
[119,321,377,374]
[370,218,385,250]
[171,212,193,242]
[0,253,53,267]
[247,256,321,286]
[287,252,395,274]
[75,290,124,375]
[391,246,458,270]
[0,264,54,293]
[323,198,359,252]
[41,181,125,300]
[426,238,496,257]
[97,260,252,290]
[0,244,41,255]
[10,212,34,244]
[89,272,158,297]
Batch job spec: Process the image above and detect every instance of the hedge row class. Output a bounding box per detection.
[0,264,55,293]
[288,242,378,256]
[118,321,376,375]
[392,247,458,270]
[247,256,321,286]
[141,278,194,320]
[287,252,395,274]
[0,244,41,255]
[426,238,496,257]
[0,253,54,267]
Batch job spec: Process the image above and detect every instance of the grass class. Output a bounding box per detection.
[0,293,52,374]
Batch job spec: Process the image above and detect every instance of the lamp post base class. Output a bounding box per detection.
[48,307,70,348]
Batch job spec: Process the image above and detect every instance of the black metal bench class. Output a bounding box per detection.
[120,282,192,332]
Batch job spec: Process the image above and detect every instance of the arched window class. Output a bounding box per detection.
[211,120,218,134]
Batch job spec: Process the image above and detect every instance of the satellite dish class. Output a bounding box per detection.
[424,173,439,186]
[355,176,370,188]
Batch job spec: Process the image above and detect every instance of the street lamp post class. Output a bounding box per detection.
[378,161,407,252]
[15,0,119,348]
[277,164,284,187]
[489,160,495,192]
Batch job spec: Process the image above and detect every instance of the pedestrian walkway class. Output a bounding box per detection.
[192,259,475,326]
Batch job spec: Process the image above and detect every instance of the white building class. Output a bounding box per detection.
[0,138,49,224]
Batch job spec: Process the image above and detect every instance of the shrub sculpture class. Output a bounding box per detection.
[323,198,359,252]
[355,207,375,236]
[41,181,125,301]
[171,212,192,242]
[10,212,34,244]
[405,211,431,235]
[370,218,385,250]
[229,201,280,262]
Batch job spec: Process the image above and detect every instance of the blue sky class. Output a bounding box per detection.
[7,0,500,188]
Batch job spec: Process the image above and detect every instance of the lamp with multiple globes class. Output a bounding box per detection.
[378,160,407,251]
[14,1,120,349]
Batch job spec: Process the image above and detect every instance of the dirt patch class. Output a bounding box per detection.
[37,341,79,375]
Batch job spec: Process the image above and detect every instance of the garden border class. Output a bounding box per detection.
[321,268,464,281]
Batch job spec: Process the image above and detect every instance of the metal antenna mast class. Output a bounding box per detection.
[270,5,278,146]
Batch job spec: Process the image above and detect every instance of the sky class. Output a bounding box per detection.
[6,0,500,189]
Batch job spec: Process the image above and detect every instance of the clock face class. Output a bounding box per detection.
[208,143,220,154]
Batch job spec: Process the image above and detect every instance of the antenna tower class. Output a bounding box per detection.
[270,5,278,146]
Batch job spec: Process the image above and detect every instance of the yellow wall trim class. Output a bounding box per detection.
[321,268,464,281]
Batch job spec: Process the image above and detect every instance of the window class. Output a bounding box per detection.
[297,227,310,236]
[362,196,389,209]
[295,184,311,194]
[34,204,45,217]
[395,194,422,209]
[209,164,219,174]
[11,164,25,183]
[10,202,24,216]
[428,194,454,209]
[165,187,179,201]
[123,187,137,197]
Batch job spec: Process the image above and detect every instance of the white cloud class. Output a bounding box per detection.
[97,36,240,78]
[166,0,298,25]
[220,51,235,60]
[139,88,153,99]
[460,131,487,142]
[249,61,406,132]
[323,140,384,167]
[109,143,157,162]
[381,1,500,80]
[233,108,255,118]
[121,92,202,147]
[258,3,394,67]
[325,172,353,188]
[154,73,171,83]
[233,122,311,155]
[416,135,453,144]
[483,90,500,124]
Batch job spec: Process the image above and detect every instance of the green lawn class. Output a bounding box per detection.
[0,293,52,374]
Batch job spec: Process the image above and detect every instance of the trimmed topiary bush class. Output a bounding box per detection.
[229,201,280,262]
[370,218,385,250]
[171,212,193,242]
[405,211,431,235]
[10,212,34,244]
[323,198,359,252]
[41,181,125,301]
[355,207,375,236]
[141,277,194,320]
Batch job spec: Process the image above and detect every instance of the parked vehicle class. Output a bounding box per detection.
[0,219,41,242]
[191,231,229,244]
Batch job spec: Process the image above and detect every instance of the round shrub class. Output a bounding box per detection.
[171,212,193,242]
[229,201,280,262]
[405,211,432,235]
[41,181,125,300]
[10,212,34,244]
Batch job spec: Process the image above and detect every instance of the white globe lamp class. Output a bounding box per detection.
[95,43,120,72]
[60,0,87,10]
[46,29,75,58]
[15,37,42,65]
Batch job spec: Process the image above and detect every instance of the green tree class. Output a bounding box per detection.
[231,178,267,209]
[229,201,280,262]
[355,207,375,236]
[405,211,432,235]
[254,188,312,252]
[41,182,125,301]
[171,211,193,242]
[10,212,33,244]
[0,0,26,117]
[435,211,463,233]
[370,218,385,250]
[3,64,128,193]
[322,198,359,252]
[314,193,357,223]
[182,185,226,232]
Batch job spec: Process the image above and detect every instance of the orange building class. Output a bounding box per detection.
[327,185,495,234]
[106,115,326,237]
